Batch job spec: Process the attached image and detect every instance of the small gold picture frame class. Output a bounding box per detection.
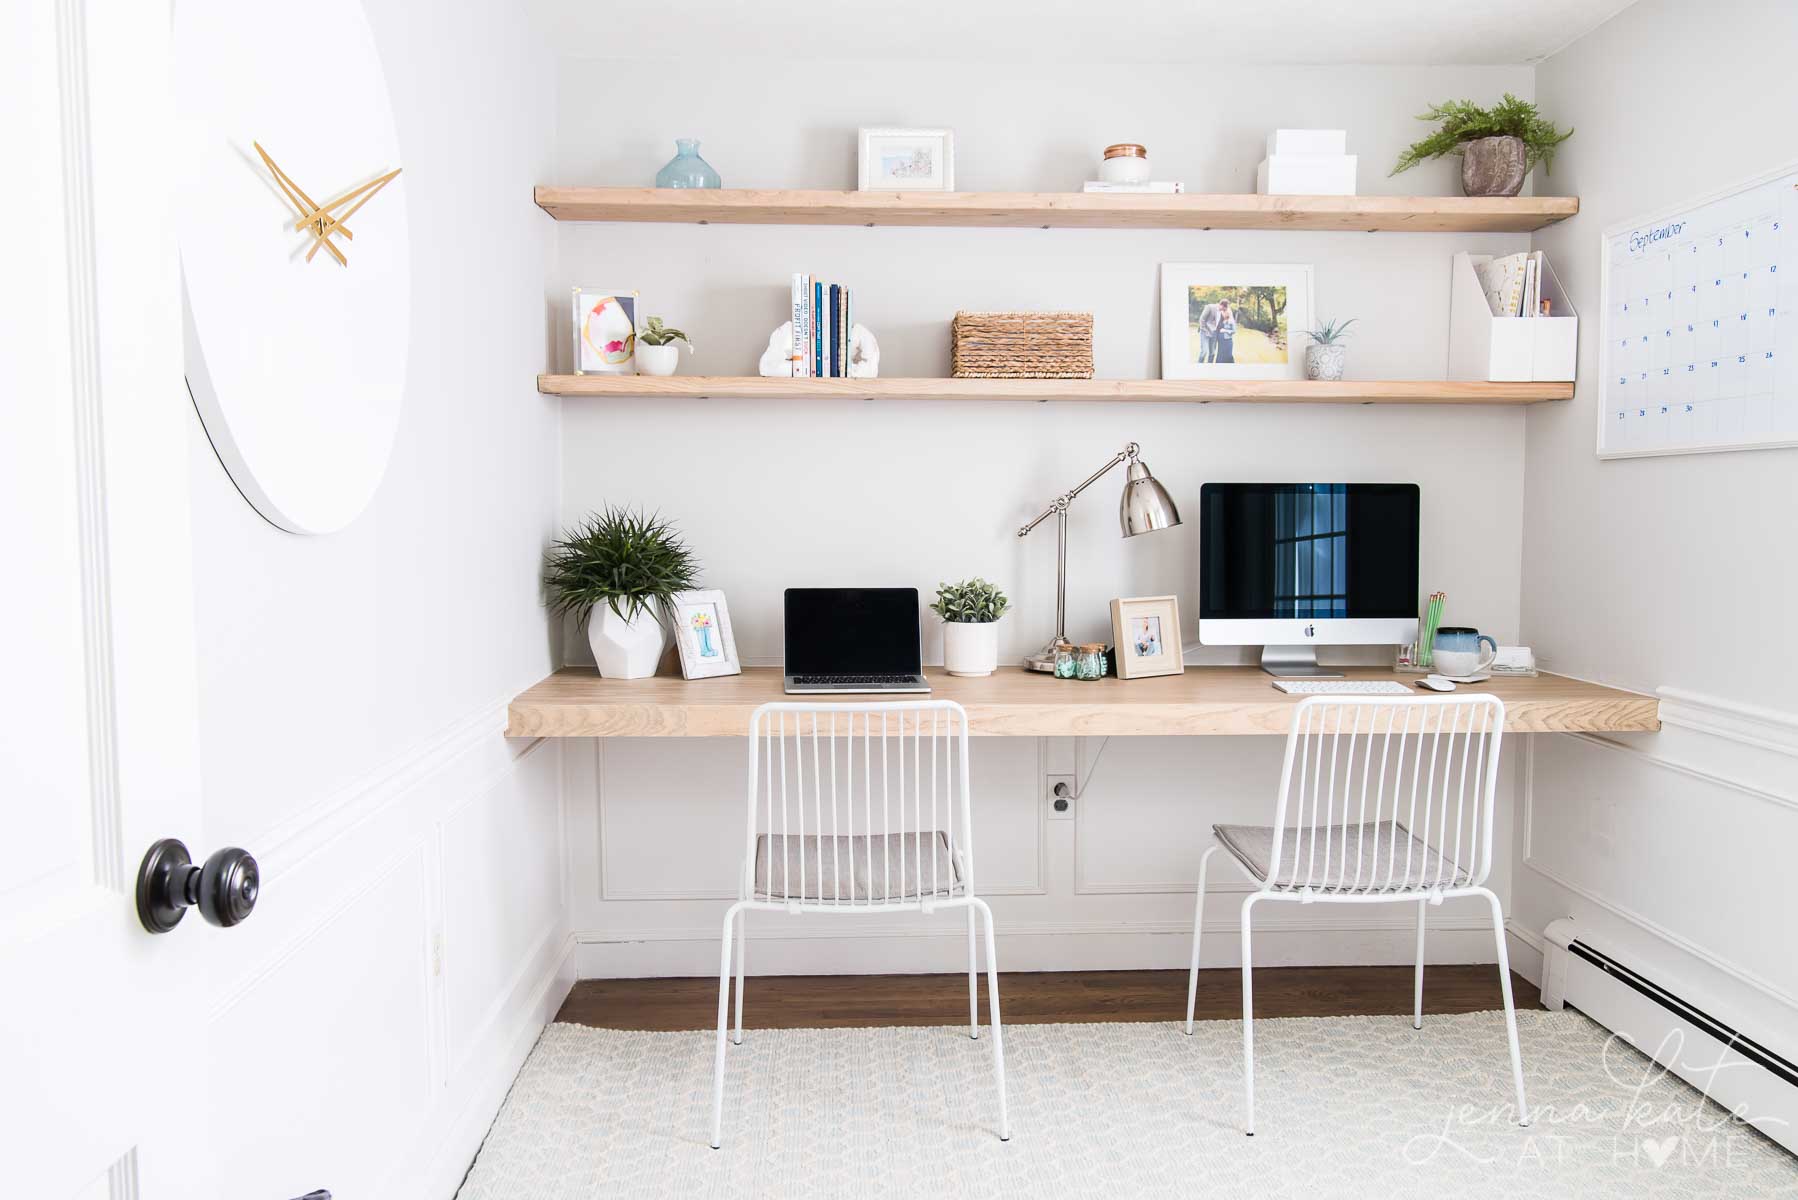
[1110,595,1185,679]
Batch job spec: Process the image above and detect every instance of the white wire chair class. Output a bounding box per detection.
[709,700,1009,1149]
[1183,694,1529,1135]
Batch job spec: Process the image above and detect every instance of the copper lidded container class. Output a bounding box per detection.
[1099,143,1151,184]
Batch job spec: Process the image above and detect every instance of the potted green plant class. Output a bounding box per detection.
[635,317,693,377]
[1390,94,1572,197]
[544,507,698,679]
[1302,317,1356,381]
[931,578,1009,677]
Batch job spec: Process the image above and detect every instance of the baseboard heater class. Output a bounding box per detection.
[1541,918,1797,1154]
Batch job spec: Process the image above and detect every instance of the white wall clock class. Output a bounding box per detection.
[176,0,410,534]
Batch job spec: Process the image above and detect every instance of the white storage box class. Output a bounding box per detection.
[1256,155,1357,196]
[1266,129,1346,157]
[1447,251,1578,382]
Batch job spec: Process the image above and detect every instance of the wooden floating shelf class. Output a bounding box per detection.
[507,666,1660,739]
[537,375,1573,405]
[534,187,1578,232]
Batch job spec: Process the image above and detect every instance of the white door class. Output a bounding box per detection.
[1,3,216,1197]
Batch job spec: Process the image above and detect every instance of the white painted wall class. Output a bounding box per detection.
[183,1,570,1195]
[1515,0,1798,1067]
[553,58,1541,975]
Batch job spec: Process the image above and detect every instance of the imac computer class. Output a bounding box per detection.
[1198,483,1420,678]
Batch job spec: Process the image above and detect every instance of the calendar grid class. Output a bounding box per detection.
[1598,164,1798,458]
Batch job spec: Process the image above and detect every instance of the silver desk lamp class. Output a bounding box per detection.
[1016,442,1182,673]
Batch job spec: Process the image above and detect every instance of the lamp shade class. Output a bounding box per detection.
[1119,458,1181,536]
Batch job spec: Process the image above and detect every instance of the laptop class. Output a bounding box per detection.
[783,587,931,694]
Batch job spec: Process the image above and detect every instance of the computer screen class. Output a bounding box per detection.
[783,588,923,675]
[1199,484,1419,621]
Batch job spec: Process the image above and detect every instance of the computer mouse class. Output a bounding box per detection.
[1417,675,1457,692]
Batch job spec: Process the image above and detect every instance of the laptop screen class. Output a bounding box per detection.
[784,588,923,676]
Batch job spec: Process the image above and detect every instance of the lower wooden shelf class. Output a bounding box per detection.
[536,375,1573,405]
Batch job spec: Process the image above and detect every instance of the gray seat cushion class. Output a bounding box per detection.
[753,832,962,902]
[1213,821,1472,891]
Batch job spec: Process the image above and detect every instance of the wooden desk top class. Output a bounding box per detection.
[506,666,1659,738]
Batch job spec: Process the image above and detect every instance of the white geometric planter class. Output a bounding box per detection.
[587,605,667,679]
[942,621,999,677]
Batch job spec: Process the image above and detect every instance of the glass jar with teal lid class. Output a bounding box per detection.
[655,138,721,188]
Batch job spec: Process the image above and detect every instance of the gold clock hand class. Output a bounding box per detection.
[302,168,400,264]
[253,141,348,266]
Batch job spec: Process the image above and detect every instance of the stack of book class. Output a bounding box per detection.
[788,274,855,377]
[1475,250,1552,317]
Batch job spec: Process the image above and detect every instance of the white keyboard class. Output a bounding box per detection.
[1272,680,1413,695]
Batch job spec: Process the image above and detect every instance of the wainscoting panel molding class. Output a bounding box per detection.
[1514,688,1798,1075]
[201,694,569,1200]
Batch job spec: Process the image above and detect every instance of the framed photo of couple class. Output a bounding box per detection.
[1159,262,1314,381]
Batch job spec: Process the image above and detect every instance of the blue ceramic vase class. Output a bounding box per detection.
[655,139,721,189]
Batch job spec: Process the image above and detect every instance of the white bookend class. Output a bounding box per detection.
[1448,251,1578,382]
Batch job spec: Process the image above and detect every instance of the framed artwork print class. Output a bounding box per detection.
[858,127,954,192]
[1110,595,1184,679]
[669,589,740,679]
[1159,263,1313,381]
[573,287,639,374]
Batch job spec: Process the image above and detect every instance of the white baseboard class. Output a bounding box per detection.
[573,918,1505,978]
[394,931,576,1200]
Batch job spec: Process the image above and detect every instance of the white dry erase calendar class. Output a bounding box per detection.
[1599,164,1798,458]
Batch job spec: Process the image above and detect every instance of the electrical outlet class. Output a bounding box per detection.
[1045,774,1076,820]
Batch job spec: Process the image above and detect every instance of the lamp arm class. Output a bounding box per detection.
[1015,442,1140,538]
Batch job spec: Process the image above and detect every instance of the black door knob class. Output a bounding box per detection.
[135,838,260,934]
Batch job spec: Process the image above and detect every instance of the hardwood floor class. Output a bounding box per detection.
[556,966,1543,1031]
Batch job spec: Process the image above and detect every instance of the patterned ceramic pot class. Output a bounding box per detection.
[1304,343,1346,381]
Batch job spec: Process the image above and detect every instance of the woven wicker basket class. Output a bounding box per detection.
[951,311,1094,379]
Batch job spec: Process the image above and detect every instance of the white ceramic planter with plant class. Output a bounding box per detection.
[635,316,693,377]
[545,506,698,680]
[1302,317,1356,382]
[932,577,1009,677]
[1389,94,1572,197]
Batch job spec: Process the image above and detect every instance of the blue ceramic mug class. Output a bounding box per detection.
[1432,627,1497,677]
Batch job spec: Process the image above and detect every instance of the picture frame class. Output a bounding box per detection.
[668,589,740,680]
[858,127,955,192]
[1110,595,1184,679]
[1159,263,1314,381]
[573,287,640,375]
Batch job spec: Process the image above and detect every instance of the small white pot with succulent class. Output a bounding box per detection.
[1302,317,1356,382]
[635,317,694,377]
[931,577,1009,678]
[545,507,698,679]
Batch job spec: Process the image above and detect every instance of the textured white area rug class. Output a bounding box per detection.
[458,1011,1797,1199]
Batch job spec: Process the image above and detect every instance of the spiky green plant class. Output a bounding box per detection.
[930,578,1010,623]
[1304,317,1358,346]
[544,507,699,625]
[1390,94,1573,176]
[638,316,692,349]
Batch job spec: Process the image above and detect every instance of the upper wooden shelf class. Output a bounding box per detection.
[533,187,1578,232]
[507,666,1659,739]
[537,375,1572,405]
